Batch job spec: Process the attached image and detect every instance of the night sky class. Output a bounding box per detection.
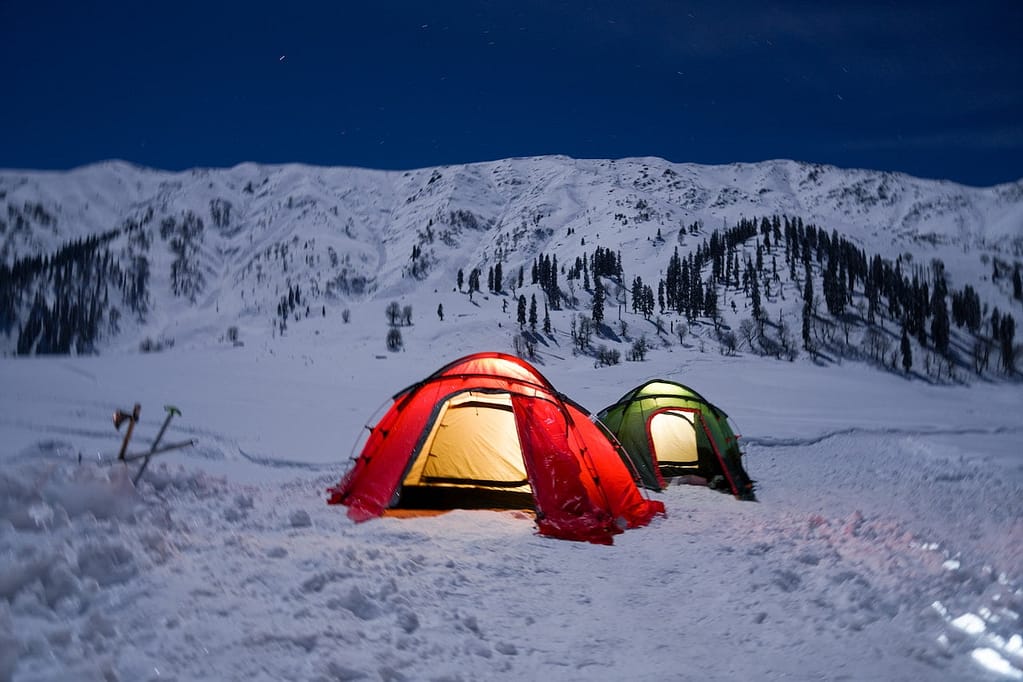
[2,1,1021,187]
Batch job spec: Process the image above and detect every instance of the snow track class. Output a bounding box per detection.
[746,425,1023,449]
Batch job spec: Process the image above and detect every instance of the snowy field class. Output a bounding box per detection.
[1,338,1022,681]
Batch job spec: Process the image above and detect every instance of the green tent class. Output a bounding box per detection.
[597,379,756,501]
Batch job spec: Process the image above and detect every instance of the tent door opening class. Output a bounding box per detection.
[398,391,535,510]
[648,409,705,479]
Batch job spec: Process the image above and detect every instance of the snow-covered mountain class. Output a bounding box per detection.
[2,156,1021,378]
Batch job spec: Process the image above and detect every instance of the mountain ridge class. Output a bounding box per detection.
[2,155,1020,378]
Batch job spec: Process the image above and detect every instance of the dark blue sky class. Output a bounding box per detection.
[2,1,1020,186]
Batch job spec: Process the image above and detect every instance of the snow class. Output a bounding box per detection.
[1,342,1021,681]
[1,155,1022,679]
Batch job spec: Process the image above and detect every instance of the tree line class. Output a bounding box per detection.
[1,227,149,354]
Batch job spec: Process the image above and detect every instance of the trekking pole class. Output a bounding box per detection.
[132,405,182,485]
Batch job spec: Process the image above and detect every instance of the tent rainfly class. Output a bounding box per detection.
[598,379,756,501]
[328,352,665,544]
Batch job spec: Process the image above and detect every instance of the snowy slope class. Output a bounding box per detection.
[2,156,1021,359]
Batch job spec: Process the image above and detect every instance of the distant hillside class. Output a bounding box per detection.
[1,156,1021,381]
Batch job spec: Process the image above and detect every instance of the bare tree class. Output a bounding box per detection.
[629,335,649,361]
[972,337,991,374]
[863,327,891,364]
[386,327,403,351]
[719,330,738,356]
[573,314,594,353]
[512,332,536,360]
[839,314,855,352]
[813,305,836,348]
[596,345,621,366]
[738,318,757,353]
[777,312,798,361]
[385,301,401,326]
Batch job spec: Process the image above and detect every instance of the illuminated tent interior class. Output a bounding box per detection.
[398,390,532,510]
[597,379,756,501]
[328,352,665,544]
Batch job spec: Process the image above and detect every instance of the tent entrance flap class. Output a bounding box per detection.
[649,409,701,475]
[399,391,533,509]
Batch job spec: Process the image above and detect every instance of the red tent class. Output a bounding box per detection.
[328,352,664,544]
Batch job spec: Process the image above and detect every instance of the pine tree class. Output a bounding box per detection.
[930,278,950,356]
[592,275,605,324]
[529,294,538,331]
[494,262,503,292]
[1000,313,1017,375]
[751,275,762,325]
[691,277,703,321]
[703,285,717,323]
[802,276,814,351]
[824,259,844,316]
[907,277,928,347]
[631,276,644,314]
[437,303,444,321]
[680,258,692,314]
[543,301,551,334]
[665,247,681,312]
[517,295,527,329]
[901,327,912,374]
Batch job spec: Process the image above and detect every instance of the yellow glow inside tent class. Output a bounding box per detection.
[403,391,530,492]
[649,410,698,468]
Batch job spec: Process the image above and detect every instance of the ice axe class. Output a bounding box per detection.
[114,403,141,461]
